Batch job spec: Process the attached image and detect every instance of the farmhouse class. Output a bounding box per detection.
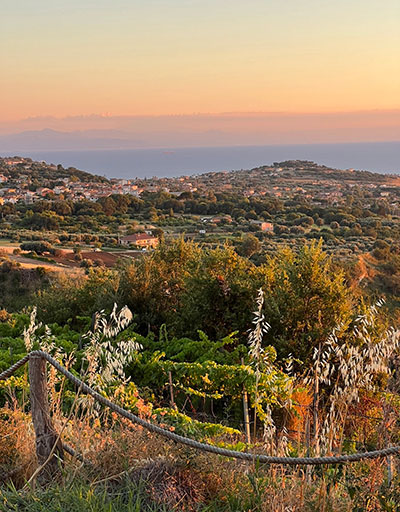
[250,220,274,232]
[260,222,274,232]
[119,233,159,248]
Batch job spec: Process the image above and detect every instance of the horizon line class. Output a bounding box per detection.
[3,108,400,123]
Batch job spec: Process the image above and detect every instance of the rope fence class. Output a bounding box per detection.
[1,350,400,471]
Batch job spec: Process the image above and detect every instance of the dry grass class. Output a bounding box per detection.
[2,300,400,510]
[0,403,36,486]
[1,401,399,512]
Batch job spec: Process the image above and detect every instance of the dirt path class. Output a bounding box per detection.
[1,246,82,274]
[11,255,82,273]
[358,254,368,284]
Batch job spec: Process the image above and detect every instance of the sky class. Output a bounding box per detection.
[1,0,400,140]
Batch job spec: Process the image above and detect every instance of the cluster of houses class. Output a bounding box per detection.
[0,177,144,205]
[1,157,399,211]
[119,232,159,249]
[0,158,200,204]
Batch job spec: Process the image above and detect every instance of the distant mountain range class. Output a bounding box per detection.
[0,129,145,151]
[1,110,399,152]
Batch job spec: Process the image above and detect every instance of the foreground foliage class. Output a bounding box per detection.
[1,241,400,510]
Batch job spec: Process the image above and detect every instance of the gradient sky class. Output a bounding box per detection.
[1,0,400,121]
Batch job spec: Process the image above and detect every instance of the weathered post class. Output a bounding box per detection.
[168,371,177,411]
[241,358,251,444]
[312,344,321,456]
[387,453,393,486]
[29,353,64,484]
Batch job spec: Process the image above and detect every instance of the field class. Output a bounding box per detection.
[0,245,141,272]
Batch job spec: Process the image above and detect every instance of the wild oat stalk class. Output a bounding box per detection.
[81,303,142,411]
[248,289,275,444]
[23,307,40,353]
[23,307,75,410]
[24,304,141,415]
[309,298,400,452]
[23,307,64,360]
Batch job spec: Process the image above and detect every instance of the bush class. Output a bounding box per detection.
[20,241,55,255]
[80,258,93,268]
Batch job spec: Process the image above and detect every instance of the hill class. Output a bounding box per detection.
[0,156,109,184]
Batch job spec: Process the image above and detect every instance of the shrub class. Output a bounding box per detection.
[20,241,55,255]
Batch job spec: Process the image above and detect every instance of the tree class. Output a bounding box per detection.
[98,197,117,216]
[20,241,55,255]
[239,234,261,258]
[21,211,63,230]
[52,200,72,216]
[148,207,159,222]
[175,245,263,339]
[117,239,201,332]
[261,241,353,363]
[35,268,119,324]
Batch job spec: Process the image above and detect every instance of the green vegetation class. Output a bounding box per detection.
[0,157,108,184]
[2,466,400,512]
[1,159,400,510]
[2,159,400,260]
[25,240,353,357]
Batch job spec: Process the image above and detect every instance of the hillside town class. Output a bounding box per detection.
[1,157,400,208]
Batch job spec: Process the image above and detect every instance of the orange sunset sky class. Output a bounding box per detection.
[1,0,399,142]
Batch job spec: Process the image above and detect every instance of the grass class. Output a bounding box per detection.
[1,380,400,510]
[1,298,400,511]
[2,461,399,512]
[1,404,398,512]
[23,253,57,264]
[0,480,169,512]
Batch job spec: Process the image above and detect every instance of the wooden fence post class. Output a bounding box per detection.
[241,358,251,444]
[168,371,178,411]
[29,354,64,484]
[313,344,320,456]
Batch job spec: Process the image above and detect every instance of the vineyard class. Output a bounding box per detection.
[1,241,400,511]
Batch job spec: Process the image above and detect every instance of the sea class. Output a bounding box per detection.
[5,141,400,179]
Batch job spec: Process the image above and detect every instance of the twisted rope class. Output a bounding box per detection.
[0,354,30,380]
[62,443,91,465]
[1,351,399,465]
